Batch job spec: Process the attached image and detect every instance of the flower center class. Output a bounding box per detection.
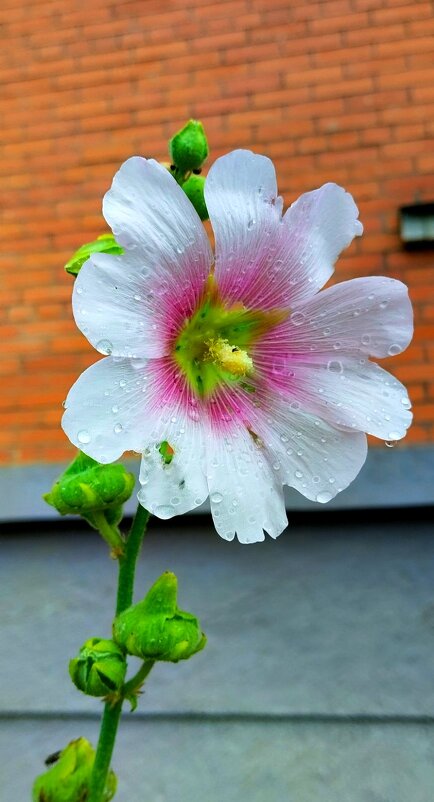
[173,275,286,397]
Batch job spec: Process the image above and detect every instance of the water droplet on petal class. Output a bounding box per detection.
[111,405,119,414]
[295,470,303,479]
[385,440,396,448]
[327,359,343,374]
[361,334,371,346]
[401,396,411,408]
[388,430,401,440]
[77,430,90,444]
[155,504,175,518]
[114,423,123,434]
[97,339,113,355]
[210,492,223,504]
[388,343,402,356]
[316,490,333,503]
[247,218,255,230]
[119,379,127,388]
[290,311,305,326]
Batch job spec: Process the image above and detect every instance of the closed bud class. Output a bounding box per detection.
[69,637,126,697]
[65,233,123,277]
[32,737,116,802]
[181,174,208,221]
[113,572,206,663]
[44,452,135,522]
[169,119,208,174]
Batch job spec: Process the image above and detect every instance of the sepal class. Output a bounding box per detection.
[181,174,208,220]
[69,638,126,697]
[32,737,116,802]
[113,572,206,663]
[65,233,123,277]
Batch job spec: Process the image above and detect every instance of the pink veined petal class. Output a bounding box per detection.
[137,411,208,520]
[258,402,369,503]
[262,276,413,359]
[61,357,158,463]
[204,423,288,544]
[73,157,212,359]
[205,150,362,310]
[213,381,369,505]
[261,354,412,442]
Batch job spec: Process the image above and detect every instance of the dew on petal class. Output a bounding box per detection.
[96,339,113,355]
[388,343,402,356]
[119,379,127,388]
[385,440,396,448]
[361,334,371,346]
[388,430,401,440]
[290,311,305,326]
[114,423,123,434]
[316,491,333,503]
[210,492,223,504]
[327,359,343,374]
[401,396,411,408]
[111,405,119,414]
[155,504,176,518]
[77,430,90,444]
[295,470,303,479]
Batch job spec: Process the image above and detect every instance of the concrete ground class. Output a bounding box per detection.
[1,510,434,801]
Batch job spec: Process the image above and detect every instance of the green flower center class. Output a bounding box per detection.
[173,276,285,397]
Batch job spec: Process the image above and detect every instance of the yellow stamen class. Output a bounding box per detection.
[207,338,254,377]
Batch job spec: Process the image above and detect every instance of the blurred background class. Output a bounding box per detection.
[1,0,434,800]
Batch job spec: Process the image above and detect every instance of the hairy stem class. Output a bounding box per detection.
[88,504,150,802]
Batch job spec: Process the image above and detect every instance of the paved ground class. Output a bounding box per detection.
[1,510,434,801]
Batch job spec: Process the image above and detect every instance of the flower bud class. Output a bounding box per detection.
[113,572,206,663]
[65,233,123,277]
[69,638,126,697]
[169,119,208,174]
[44,452,135,523]
[32,737,116,802]
[181,174,208,221]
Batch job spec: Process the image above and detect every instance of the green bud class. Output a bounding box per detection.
[113,572,206,663]
[44,452,135,520]
[65,233,123,277]
[32,737,116,802]
[69,637,126,697]
[169,119,208,174]
[181,174,208,221]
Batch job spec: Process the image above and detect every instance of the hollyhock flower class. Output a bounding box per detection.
[62,150,413,543]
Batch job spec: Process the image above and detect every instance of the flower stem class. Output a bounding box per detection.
[116,504,150,615]
[88,503,150,802]
[92,511,124,555]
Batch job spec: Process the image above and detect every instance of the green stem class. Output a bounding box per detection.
[88,504,150,802]
[91,511,124,555]
[116,504,150,615]
[123,659,155,699]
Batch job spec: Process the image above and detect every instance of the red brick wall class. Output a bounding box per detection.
[1,0,433,464]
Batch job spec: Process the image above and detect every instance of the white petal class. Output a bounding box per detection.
[260,405,368,503]
[204,425,288,544]
[138,414,208,519]
[205,150,282,305]
[273,183,363,309]
[62,357,156,462]
[275,356,412,441]
[205,152,361,311]
[283,277,413,357]
[74,157,212,359]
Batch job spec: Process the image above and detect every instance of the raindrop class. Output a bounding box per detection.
[210,492,223,504]
[388,430,401,440]
[155,504,175,518]
[111,405,119,414]
[247,218,255,230]
[119,379,127,388]
[272,462,280,471]
[114,423,123,434]
[76,286,83,295]
[312,475,320,484]
[401,396,411,408]
[290,400,300,410]
[280,433,289,443]
[333,341,342,350]
[295,470,303,479]
[290,311,305,326]
[316,490,332,503]
[361,334,371,346]
[97,339,113,355]
[385,441,396,448]
[133,294,141,301]
[379,300,388,310]
[388,343,402,356]
[327,360,343,374]
[77,430,90,444]
[170,496,181,506]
